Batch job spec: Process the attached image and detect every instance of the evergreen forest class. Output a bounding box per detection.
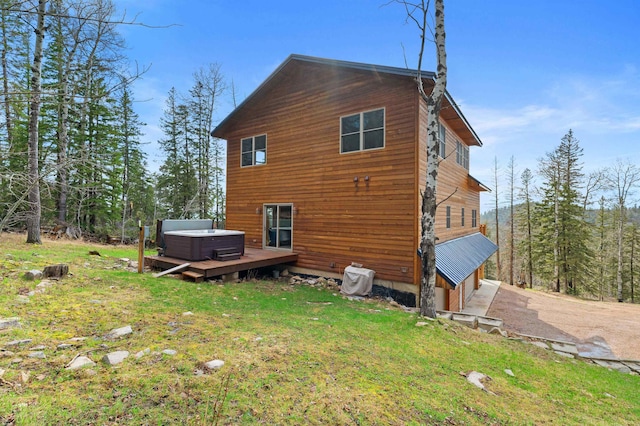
[0,0,226,244]
[482,130,640,303]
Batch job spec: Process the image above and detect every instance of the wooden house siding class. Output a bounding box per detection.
[214,56,488,307]
[415,97,482,289]
[222,61,420,284]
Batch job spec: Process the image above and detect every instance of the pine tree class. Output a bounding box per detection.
[534,130,592,293]
[517,168,535,288]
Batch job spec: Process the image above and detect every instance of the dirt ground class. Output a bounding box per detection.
[486,285,640,360]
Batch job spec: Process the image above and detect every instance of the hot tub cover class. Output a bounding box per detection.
[435,233,497,288]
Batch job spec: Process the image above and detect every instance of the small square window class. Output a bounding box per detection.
[241,135,267,167]
[340,108,385,153]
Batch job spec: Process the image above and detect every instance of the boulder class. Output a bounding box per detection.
[102,351,130,366]
[66,356,96,370]
[24,270,43,281]
[105,325,132,339]
[204,359,225,370]
[0,317,21,330]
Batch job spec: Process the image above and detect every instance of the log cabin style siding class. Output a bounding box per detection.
[214,55,492,309]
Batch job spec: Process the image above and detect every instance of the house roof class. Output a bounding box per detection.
[467,174,491,192]
[436,232,498,288]
[212,54,483,147]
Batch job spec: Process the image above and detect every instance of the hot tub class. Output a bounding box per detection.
[163,229,245,261]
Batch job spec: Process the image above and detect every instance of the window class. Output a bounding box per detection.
[438,123,446,158]
[446,206,451,229]
[341,108,384,153]
[241,134,267,167]
[456,140,469,170]
[472,209,477,228]
[461,208,465,227]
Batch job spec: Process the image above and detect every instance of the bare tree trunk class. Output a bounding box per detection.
[617,206,624,302]
[26,0,47,244]
[0,6,12,151]
[606,160,640,302]
[493,157,501,280]
[416,0,447,318]
[631,225,636,303]
[507,156,515,285]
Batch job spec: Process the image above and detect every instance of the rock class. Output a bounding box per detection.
[28,351,46,359]
[21,371,31,383]
[66,356,96,370]
[6,339,32,347]
[0,317,21,330]
[135,348,150,359]
[24,270,43,280]
[477,317,504,331]
[281,269,290,277]
[57,344,73,350]
[10,358,22,364]
[0,349,15,358]
[488,327,507,337]
[105,325,132,339]
[550,342,579,356]
[0,368,5,377]
[16,295,30,303]
[464,371,494,394]
[531,341,549,350]
[594,359,632,374]
[504,369,515,377]
[69,337,87,342]
[102,351,130,366]
[415,322,430,327]
[554,351,575,358]
[436,311,453,320]
[182,311,194,316]
[31,345,47,351]
[162,349,177,356]
[452,314,478,329]
[204,359,225,370]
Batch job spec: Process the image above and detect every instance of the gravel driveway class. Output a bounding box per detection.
[486,284,640,360]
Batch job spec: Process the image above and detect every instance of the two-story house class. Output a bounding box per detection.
[212,54,496,311]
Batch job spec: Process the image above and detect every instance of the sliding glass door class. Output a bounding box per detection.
[263,204,292,250]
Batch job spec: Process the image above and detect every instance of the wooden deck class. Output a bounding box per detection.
[145,248,298,279]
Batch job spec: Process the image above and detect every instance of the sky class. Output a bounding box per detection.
[114,0,640,212]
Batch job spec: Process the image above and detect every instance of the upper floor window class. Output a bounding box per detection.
[241,134,267,167]
[340,108,385,153]
[446,206,451,229]
[461,207,465,227]
[456,140,469,170]
[438,123,446,158]
[472,209,477,228]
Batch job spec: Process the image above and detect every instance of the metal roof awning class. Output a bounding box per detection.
[436,233,498,288]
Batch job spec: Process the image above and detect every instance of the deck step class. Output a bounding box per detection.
[213,247,242,261]
[216,252,242,261]
[182,270,204,283]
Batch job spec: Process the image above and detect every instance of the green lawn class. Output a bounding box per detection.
[0,233,637,425]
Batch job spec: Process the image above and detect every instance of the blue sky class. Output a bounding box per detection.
[115,0,640,211]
